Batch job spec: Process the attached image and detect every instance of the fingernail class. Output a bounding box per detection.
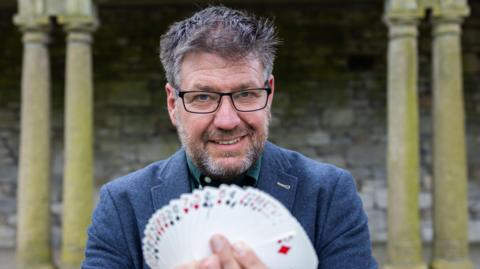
[233,242,246,256]
[211,235,224,252]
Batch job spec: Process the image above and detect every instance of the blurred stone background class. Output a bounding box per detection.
[0,1,480,267]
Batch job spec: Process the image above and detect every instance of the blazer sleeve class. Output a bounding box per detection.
[82,185,134,269]
[317,170,378,269]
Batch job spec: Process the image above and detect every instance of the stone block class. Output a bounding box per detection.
[6,214,16,226]
[137,137,180,163]
[322,155,346,168]
[322,108,355,127]
[419,192,432,210]
[470,201,480,219]
[350,167,372,182]
[469,221,480,242]
[104,81,151,107]
[0,197,15,215]
[370,230,387,242]
[361,179,385,194]
[0,225,15,248]
[305,130,331,146]
[51,202,62,217]
[51,146,64,178]
[0,110,18,129]
[0,164,16,184]
[374,188,388,209]
[360,192,374,210]
[365,209,387,237]
[421,221,433,242]
[122,115,156,135]
[372,168,386,180]
[347,144,385,166]
[277,130,311,148]
[0,184,15,197]
[420,115,433,135]
[51,225,62,249]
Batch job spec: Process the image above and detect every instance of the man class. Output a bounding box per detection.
[83,6,377,269]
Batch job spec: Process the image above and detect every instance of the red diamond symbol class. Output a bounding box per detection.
[278,245,290,254]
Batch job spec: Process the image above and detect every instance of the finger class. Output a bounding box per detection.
[210,234,241,269]
[199,255,221,269]
[232,242,268,269]
[175,260,200,269]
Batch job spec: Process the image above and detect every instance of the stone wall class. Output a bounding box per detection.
[0,2,479,249]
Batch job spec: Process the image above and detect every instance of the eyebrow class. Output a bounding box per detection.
[190,81,261,92]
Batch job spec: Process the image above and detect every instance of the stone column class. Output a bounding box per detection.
[15,25,55,269]
[430,2,472,269]
[60,21,96,269]
[384,1,426,268]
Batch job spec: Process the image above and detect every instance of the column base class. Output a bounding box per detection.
[430,258,473,269]
[383,264,428,269]
[17,263,56,269]
[61,265,81,269]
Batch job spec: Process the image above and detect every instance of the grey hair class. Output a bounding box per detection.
[159,6,279,88]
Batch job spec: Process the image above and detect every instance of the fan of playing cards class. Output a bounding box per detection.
[142,185,318,269]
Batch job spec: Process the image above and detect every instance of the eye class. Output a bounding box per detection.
[234,90,261,99]
[238,91,252,98]
[195,94,211,101]
[187,92,217,103]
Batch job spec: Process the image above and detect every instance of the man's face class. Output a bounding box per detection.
[166,52,274,180]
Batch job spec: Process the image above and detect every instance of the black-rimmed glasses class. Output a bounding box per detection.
[175,84,272,114]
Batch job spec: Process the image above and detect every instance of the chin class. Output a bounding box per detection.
[204,156,252,180]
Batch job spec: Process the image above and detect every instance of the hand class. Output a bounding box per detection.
[208,234,267,269]
[175,234,267,269]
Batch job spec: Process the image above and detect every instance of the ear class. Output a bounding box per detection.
[267,74,275,106]
[165,83,178,126]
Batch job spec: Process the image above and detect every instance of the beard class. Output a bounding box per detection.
[175,110,270,181]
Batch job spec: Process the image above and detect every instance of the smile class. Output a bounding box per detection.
[214,137,241,145]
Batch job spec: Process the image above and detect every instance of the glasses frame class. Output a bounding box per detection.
[175,82,272,114]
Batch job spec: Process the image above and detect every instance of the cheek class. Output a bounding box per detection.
[181,114,212,137]
[242,113,269,130]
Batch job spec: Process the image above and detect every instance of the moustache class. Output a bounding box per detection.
[202,126,254,142]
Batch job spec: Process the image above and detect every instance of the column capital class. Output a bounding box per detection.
[60,15,99,45]
[389,24,419,39]
[432,19,462,37]
[57,1,99,33]
[432,0,470,20]
[60,15,99,33]
[431,1,469,37]
[384,0,423,24]
[13,15,50,32]
[14,22,50,45]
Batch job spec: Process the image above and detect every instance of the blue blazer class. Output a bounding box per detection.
[83,142,377,269]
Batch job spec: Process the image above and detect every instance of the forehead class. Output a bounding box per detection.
[179,52,265,90]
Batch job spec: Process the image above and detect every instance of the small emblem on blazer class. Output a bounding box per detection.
[276,182,291,190]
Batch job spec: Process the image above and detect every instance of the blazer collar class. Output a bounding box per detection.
[150,148,190,210]
[256,141,298,211]
[150,142,299,211]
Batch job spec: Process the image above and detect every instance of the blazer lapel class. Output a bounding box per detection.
[257,142,298,211]
[149,142,299,211]
[150,149,191,210]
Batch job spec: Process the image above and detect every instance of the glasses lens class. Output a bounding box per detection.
[181,89,269,113]
[183,92,220,113]
[232,89,268,111]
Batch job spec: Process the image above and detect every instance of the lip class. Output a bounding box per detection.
[211,136,242,145]
[208,135,247,149]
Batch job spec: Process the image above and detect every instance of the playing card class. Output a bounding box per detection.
[142,185,318,269]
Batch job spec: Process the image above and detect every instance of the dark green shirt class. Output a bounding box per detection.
[186,154,262,190]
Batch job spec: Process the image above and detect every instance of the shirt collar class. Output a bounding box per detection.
[186,153,262,189]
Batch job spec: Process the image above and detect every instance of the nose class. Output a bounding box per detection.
[213,96,241,130]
